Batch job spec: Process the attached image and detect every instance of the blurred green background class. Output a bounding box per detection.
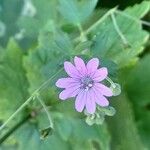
[0,0,149,150]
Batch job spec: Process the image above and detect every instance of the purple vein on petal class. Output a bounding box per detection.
[75,90,86,112]
[92,87,109,107]
[94,83,113,97]
[74,56,87,76]
[85,90,96,114]
[64,61,82,78]
[86,58,99,75]
[56,77,79,88]
[92,67,108,82]
[59,85,81,100]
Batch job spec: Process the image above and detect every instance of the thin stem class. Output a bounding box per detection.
[116,10,150,27]
[0,68,63,132]
[74,7,117,43]
[0,96,33,131]
[111,12,128,45]
[106,77,116,88]
[74,6,149,43]
[36,94,53,129]
[77,23,87,42]
[0,114,31,144]
[34,68,63,93]
[85,7,117,34]
[77,23,89,54]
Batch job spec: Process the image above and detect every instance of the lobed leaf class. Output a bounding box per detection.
[0,39,29,122]
[58,0,98,25]
[90,1,150,68]
[125,54,150,149]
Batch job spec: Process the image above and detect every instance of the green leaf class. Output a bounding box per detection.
[58,0,98,25]
[124,1,150,18]
[90,1,150,68]
[13,123,70,150]
[38,103,111,150]
[72,121,110,150]
[125,54,150,149]
[23,21,73,104]
[108,93,146,150]
[3,107,110,150]
[0,39,28,122]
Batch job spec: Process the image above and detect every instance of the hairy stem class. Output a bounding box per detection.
[36,94,53,129]
[106,77,116,88]
[85,7,117,34]
[0,114,31,144]
[77,23,87,42]
[0,97,33,131]
[0,68,63,132]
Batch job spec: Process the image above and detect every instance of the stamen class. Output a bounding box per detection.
[88,83,93,87]
[85,87,89,91]
[81,76,94,90]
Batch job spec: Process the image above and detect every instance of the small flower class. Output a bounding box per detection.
[56,56,113,114]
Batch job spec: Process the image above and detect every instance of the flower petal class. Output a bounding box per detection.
[85,90,96,114]
[86,58,99,75]
[56,77,79,88]
[92,88,109,106]
[75,90,86,112]
[74,56,87,75]
[59,86,80,100]
[96,95,109,107]
[94,83,113,97]
[64,61,81,78]
[92,67,108,81]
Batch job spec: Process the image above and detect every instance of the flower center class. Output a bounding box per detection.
[81,76,94,91]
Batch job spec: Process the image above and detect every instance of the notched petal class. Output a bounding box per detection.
[64,61,81,78]
[75,90,86,112]
[95,83,113,97]
[85,90,96,114]
[74,56,87,75]
[92,88,109,107]
[86,58,99,75]
[59,86,80,100]
[93,67,108,81]
[56,77,79,88]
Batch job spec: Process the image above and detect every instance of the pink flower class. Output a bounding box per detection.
[56,56,113,114]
